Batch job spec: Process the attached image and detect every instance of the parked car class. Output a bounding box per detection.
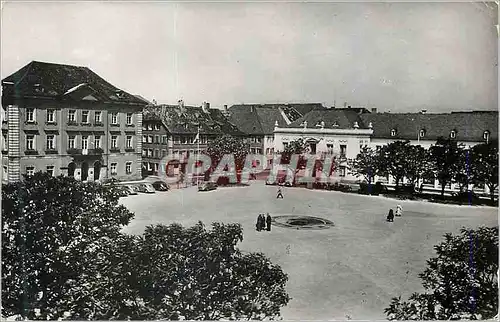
[116,185,130,197]
[152,181,169,191]
[198,181,217,192]
[136,183,156,193]
[123,185,138,195]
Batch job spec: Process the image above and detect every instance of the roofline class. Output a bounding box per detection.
[275,127,373,135]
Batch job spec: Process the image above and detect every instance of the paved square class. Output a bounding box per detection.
[121,182,497,320]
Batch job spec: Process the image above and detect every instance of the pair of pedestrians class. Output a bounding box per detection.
[256,213,272,231]
[387,205,403,222]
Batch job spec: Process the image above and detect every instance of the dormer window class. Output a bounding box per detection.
[391,129,397,137]
[450,130,456,139]
[419,129,426,138]
[483,130,490,142]
[332,122,339,127]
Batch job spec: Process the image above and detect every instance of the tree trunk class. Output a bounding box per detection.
[489,184,496,203]
[440,181,446,198]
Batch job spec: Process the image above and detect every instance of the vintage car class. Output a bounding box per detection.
[198,181,218,192]
[152,181,169,191]
[136,183,156,193]
[123,185,138,195]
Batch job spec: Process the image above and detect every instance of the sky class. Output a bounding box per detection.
[1,1,498,112]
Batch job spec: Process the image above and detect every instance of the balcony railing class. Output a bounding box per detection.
[67,148,104,155]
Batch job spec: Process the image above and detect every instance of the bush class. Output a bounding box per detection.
[358,182,387,195]
[384,226,498,320]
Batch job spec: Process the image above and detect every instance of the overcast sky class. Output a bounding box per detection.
[1,2,497,112]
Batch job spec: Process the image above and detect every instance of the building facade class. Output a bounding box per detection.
[1,61,147,183]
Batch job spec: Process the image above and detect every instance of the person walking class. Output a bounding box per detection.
[276,187,284,199]
[386,209,394,222]
[266,213,272,231]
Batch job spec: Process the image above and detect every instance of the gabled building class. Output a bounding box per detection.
[142,100,244,177]
[274,107,372,179]
[1,61,148,183]
[228,103,324,165]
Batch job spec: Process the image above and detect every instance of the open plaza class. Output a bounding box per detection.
[120,182,497,320]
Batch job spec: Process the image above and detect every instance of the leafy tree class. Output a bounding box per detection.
[428,137,464,198]
[404,144,430,186]
[2,174,291,320]
[453,148,475,194]
[353,146,378,183]
[377,141,412,189]
[471,141,498,202]
[2,172,134,320]
[385,226,498,320]
[206,135,250,172]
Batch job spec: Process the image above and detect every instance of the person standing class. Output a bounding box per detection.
[256,214,262,231]
[395,205,403,217]
[387,209,394,222]
[266,213,272,231]
[276,187,284,199]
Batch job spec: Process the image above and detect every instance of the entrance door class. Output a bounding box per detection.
[309,143,317,154]
[68,162,76,177]
[93,161,101,181]
[81,162,89,181]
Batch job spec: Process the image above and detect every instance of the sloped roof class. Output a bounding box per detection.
[286,109,368,129]
[360,111,498,142]
[228,103,323,135]
[2,61,146,105]
[144,105,243,135]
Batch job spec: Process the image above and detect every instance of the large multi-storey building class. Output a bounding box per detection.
[228,103,323,166]
[1,61,148,183]
[142,100,243,177]
[273,106,498,194]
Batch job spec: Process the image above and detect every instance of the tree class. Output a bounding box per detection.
[385,226,498,320]
[206,135,250,173]
[453,148,475,194]
[428,137,464,198]
[377,141,412,189]
[353,146,378,183]
[2,174,291,320]
[405,144,430,186]
[471,141,498,202]
[2,172,134,320]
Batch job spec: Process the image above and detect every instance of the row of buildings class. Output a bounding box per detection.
[1,61,498,193]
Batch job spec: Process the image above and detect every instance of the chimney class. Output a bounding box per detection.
[321,121,325,129]
[348,105,352,109]
[353,121,359,128]
[202,101,209,113]
[274,120,279,128]
[303,121,308,129]
[344,102,347,108]
[371,108,377,113]
[178,99,185,113]
[224,104,228,111]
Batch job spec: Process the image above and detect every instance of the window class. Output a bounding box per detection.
[339,166,346,177]
[26,108,35,122]
[94,135,101,149]
[419,129,426,138]
[142,125,147,131]
[340,145,347,157]
[26,135,35,150]
[162,135,168,144]
[148,135,153,143]
[327,144,333,154]
[142,149,147,156]
[376,145,382,150]
[82,111,89,124]
[82,136,89,150]
[94,111,102,123]
[126,162,132,174]
[110,163,117,175]
[143,135,147,143]
[46,135,55,150]
[154,124,160,131]
[181,137,188,144]
[174,136,180,144]
[147,124,153,131]
[26,166,35,176]
[483,131,490,142]
[111,136,118,149]
[162,149,167,157]
[391,129,397,137]
[283,142,289,150]
[46,165,54,176]
[111,112,118,125]
[154,163,159,172]
[154,149,159,158]
[126,136,133,148]
[148,149,153,157]
[155,135,160,143]
[2,134,8,151]
[47,110,55,123]
[126,113,133,125]
[68,135,75,149]
[450,130,456,139]
[68,110,76,122]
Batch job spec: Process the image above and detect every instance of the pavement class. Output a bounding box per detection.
[120,181,497,320]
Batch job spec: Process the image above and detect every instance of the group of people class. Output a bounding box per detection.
[256,213,272,231]
[386,205,403,222]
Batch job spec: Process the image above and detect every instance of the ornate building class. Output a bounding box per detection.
[1,61,148,183]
